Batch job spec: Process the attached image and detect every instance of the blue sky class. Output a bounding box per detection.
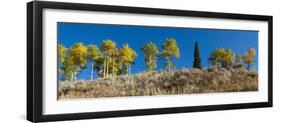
[58,22,258,80]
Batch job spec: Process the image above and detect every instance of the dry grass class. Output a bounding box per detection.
[58,68,258,99]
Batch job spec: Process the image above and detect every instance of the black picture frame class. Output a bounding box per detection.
[27,1,273,122]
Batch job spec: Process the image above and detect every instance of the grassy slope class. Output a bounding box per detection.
[58,68,258,99]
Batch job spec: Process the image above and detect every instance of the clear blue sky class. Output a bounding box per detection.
[58,22,258,80]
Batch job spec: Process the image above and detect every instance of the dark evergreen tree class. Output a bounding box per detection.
[193,42,202,69]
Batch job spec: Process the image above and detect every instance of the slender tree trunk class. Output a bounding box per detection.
[112,58,115,76]
[106,57,109,77]
[103,55,106,78]
[73,71,77,81]
[127,64,129,76]
[168,57,171,71]
[129,64,131,75]
[75,72,77,81]
[149,56,152,72]
[71,72,74,82]
[247,64,250,71]
[120,63,123,75]
[90,62,94,80]
[97,71,100,79]
[71,68,76,82]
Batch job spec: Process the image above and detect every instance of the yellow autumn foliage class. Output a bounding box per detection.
[243,48,256,64]
[119,43,137,64]
[58,44,67,63]
[70,42,88,67]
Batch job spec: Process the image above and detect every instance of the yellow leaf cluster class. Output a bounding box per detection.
[58,44,67,63]
[209,48,234,66]
[119,44,137,64]
[70,43,88,67]
[87,45,102,61]
[162,38,180,58]
[101,39,116,55]
[243,48,256,64]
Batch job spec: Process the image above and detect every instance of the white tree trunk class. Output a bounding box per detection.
[73,71,77,81]
[103,56,106,78]
[106,57,109,77]
[90,62,94,80]
[149,56,152,72]
[112,58,115,76]
[168,57,171,71]
[128,64,131,75]
[168,65,171,71]
[71,72,74,82]
[71,68,76,82]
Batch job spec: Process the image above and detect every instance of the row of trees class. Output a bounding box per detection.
[59,40,137,81]
[59,38,256,81]
[184,42,256,71]
[207,47,256,70]
[58,38,180,81]
[141,38,180,72]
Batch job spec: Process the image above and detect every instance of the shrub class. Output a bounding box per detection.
[58,68,258,99]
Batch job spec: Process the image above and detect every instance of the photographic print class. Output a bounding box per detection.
[27,1,272,122]
[57,22,258,100]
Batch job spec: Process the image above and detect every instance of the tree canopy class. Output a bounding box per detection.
[208,48,235,69]
[119,43,137,75]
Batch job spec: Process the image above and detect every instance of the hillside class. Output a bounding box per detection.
[58,68,258,99]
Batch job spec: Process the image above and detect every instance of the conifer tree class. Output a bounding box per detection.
[193,42,202,69]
